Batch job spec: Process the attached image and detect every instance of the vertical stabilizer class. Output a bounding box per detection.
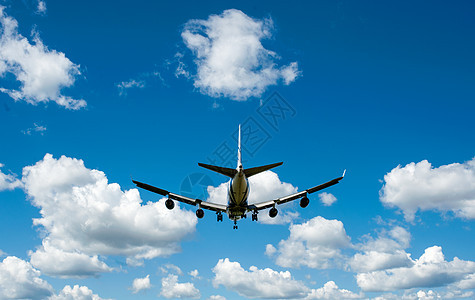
[237,124,242,169]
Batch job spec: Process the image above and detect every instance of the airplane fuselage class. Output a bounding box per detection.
[227,167,249,221]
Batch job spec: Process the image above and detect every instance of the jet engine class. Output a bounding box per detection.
[300,196,309,208]
[196,208,204,219]
[269,207,278,218]
[165,199,175,210]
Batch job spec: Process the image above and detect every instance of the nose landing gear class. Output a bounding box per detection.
[233,219,238,229]
[216,212,223,222]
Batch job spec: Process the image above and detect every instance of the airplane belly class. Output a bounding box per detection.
[227,176,249,219]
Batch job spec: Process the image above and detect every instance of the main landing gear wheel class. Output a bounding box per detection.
[216,212,223,222]
[252,212,258,221]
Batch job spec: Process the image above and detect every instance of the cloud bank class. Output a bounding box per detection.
[22,154,197,277]
[180,9,300,100]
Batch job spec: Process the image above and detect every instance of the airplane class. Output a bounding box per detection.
[132,125,345,229]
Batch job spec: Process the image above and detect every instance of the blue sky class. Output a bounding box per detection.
[0,0,474,299]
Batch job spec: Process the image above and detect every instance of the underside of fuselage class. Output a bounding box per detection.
[226,169,249,221]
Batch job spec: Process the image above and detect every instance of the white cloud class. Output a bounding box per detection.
[36,1,47,15]
[29,241,112,278]
[22,122,47,135]
[160,263,183,275]
[376,289,474,300]
[318,192,337,206]
[453,273,475,290]
[50,285,106,300]
[0,163,22,191]
[356,246,475,292]
[117,79,145,96]
[267,216,351,269]
[0,6,85,109]
[160,274,200,299]
[208,295,226,300]
[207,171,299,224]
[306,281,363,299]
[189,269,199,278]
[131,275,151,294]
[0,256,54,299]
[349,226,413,273]
[212,258,309,299]
[180,9,300,100]
[0,256,106,300]
[380,158,475,221]
[22,154,197,277]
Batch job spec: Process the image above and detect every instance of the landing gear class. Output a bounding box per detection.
[269,207,278,218]
[217,212,223,222]
[252,210,258,221]
[196,208,204,219]
[233,219,238,229]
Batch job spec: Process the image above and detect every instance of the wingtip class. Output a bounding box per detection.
[342,169,346,178]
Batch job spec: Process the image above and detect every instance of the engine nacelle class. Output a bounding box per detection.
[300,196,309,208]
[165,199,175,210]
[269,207,278,218]
[196,208,204,219]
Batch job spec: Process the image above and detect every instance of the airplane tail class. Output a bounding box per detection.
[198,125,283,178]
[237,124,242,169]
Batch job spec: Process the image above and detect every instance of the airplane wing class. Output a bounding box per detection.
[132,180,227,212]
[248,170,346,211]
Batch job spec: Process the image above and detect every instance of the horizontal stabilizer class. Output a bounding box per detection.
[244,162,283,178]
[198,163,237,178]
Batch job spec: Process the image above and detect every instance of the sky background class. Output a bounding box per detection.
[0,0,474,299]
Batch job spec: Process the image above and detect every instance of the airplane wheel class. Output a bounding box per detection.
[196,208,204,219]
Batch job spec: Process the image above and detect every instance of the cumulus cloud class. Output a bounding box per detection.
[375,289,474,300]
[453,273,475,290]
[212,258,309,299]
[318,192,337,206]
[50,285,105,300]
[0,163,22,191]
[266,216,351,269]
[380,158,475,221]
[349,226,413,273]
[189,269,199,278]
[22,154,197,277]
[0,256,54,299]
[356,246,475,292]
[160,274,200,299]
[0,256,107,300]
[0,7,85,109]
[29,241,112,278]
[306,281,363,299]
[207,171,299,224]
[131,275,151,294]
[180,9,300,100]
